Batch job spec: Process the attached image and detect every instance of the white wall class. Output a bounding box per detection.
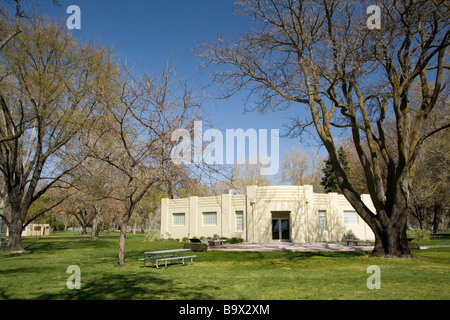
[161,185,375,242]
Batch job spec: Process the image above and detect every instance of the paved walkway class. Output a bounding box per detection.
[419,245,450,249]
[208,242,374,252]
[208,242,450,252]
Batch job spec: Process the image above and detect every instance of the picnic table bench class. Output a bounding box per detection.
[342,239,366,246]
[139,249,196,269]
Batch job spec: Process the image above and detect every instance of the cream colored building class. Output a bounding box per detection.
[7,223,51,237]
[161,185,375,242]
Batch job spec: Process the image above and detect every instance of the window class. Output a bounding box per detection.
[235,211,244,231]
[173,213,185,226]
[203,212,217,225]
[344,211,358,224]
[318,210,327,231]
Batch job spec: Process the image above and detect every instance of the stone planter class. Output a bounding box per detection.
[183,242,208,252]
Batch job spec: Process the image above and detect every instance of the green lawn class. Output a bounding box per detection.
[1,232,449,300]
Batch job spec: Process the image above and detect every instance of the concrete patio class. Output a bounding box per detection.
[208,242,375,252]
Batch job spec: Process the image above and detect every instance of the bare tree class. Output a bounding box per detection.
[87,64,201,266]
[280,147,310,185]
[226,161,272,194]
[68,156,122,238]
[279,147,323,191]
[198,0,449,257]
[409,123,450,231]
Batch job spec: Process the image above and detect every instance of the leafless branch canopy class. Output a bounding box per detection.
[197,0,449,256]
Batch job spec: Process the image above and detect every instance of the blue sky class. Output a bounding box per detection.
[15,0,324,176]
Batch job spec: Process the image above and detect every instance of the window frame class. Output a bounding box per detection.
[202,211,217,226]
[172,213,185,226]
[235,211,244,231]
[318,210,327,231]
[344,210,358,224]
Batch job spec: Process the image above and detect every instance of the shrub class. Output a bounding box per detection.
[145,230,162,242]
[342,230,357,240]
[227,237,244,244]
[407,229,430,241]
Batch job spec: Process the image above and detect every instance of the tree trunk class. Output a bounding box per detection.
[115,199,138,266]
[432,205,441,234]
[417,206,424,230]
[368,199,412,258]
[116,220,128,266]
[337,164,413,258]
[140,216,147,234]
[91,212,100,240]
[4,213,25,253]
[371,223,412,258]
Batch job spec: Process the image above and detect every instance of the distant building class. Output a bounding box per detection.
[7,223,51,237]
[161,185,375,242]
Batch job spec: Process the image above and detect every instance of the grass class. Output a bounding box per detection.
[0,232,449,300]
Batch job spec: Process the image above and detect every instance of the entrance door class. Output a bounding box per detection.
[272,218,290,241]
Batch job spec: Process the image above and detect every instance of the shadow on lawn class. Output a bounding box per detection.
[34,270,217,300]
[200,249,367,263]
[286,250,367,260]
[23,237,113,253]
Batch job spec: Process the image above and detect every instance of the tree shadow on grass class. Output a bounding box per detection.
[22,237,113,253]
[33,269,218,300]
[286,250,368,260]
[200,250,368,263]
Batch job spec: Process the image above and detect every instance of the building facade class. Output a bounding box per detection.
[161,185,375,242]
[6,223,51,237]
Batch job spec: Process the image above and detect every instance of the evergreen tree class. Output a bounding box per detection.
[321,146,350,193]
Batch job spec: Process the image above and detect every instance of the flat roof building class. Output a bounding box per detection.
[161,185,375,242]
[6,223,51,237]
